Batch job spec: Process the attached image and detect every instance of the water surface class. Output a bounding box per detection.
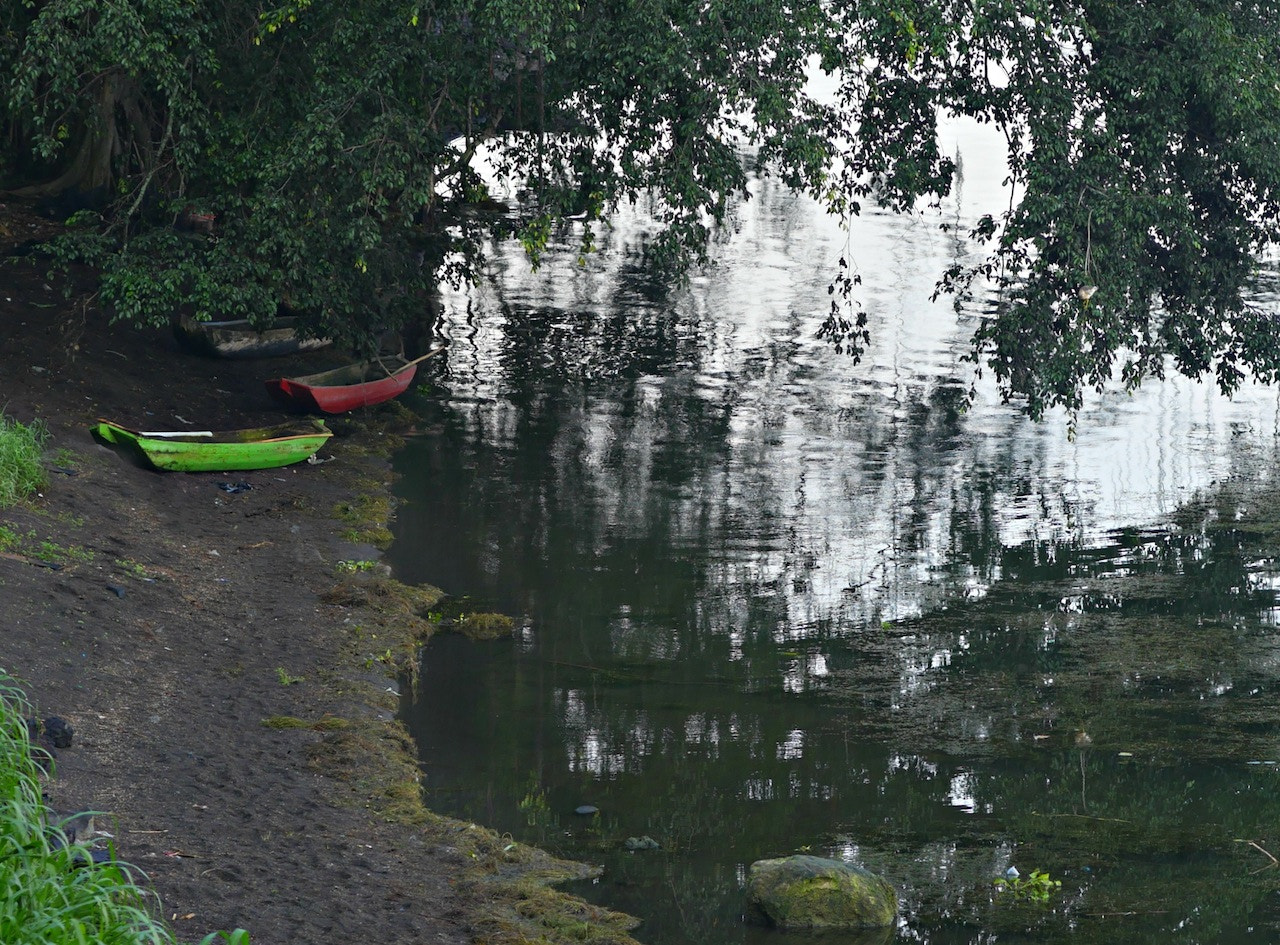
[394,123,1280,944]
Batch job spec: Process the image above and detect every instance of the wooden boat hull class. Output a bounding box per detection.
[266,346,446,413]
[92,419,332,472]
[173,314,332,359]
[265,359,417,413]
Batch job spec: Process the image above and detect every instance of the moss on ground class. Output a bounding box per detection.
[261,715,351,731]
[322,573,445,683]
[307,718,428,823]
[334,492,395,547]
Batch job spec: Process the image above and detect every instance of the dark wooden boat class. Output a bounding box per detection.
[92,419,332,471]
[265,346,446,413]
[173,314,332,359]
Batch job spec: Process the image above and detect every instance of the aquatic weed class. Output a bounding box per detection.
[994,868,1061,902]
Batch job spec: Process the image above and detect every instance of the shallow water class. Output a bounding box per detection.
[393,122,1280,943]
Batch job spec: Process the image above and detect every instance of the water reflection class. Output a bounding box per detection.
[395,123,1280,944]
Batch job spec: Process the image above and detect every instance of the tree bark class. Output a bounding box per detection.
[13,72,124,199]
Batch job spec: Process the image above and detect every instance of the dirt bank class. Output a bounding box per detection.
[0,201,640,945]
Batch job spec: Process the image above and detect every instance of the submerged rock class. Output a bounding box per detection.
[746,854,897,930]
[573,805,599,816]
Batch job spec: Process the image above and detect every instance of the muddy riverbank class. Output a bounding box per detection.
[0,202,641,945]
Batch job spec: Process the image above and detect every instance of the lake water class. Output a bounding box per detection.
[392,122,1280,944]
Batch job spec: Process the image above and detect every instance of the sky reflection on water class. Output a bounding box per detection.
[394,122,1280,944]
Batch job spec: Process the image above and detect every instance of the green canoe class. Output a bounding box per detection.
[92,418,333,472]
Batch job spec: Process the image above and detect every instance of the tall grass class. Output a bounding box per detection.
[0,675,248,944]
[0,413,47,508]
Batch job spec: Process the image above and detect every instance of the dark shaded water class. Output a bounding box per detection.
[393,125,1280,943]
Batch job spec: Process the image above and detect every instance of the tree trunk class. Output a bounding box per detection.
[14,72,123,200]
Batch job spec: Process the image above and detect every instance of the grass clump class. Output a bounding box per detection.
[455,612,515,640]
[0,414,47,508]
[0,673,254,944]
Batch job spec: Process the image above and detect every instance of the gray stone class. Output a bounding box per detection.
[624,835,660,851]
[747,854,897,930]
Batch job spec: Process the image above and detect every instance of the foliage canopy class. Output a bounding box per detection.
[3,0,1280,416]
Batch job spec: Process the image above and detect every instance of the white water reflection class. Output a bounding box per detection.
[436,119,1280,632]
[400,119,1280,945]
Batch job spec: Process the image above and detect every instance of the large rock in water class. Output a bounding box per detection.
[747,855,898,929]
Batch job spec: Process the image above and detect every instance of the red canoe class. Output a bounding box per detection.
[265,346,446,414]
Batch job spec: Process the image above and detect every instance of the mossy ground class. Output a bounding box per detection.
[334,487,396,548]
